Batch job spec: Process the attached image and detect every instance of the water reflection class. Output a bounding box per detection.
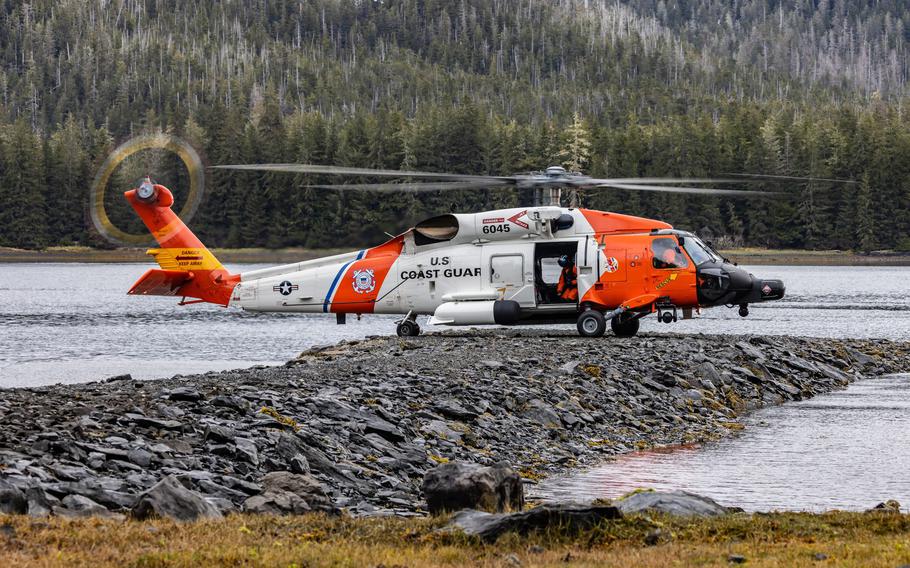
[532,374,910,512]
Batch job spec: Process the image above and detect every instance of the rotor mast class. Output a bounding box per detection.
[526,166,566,207]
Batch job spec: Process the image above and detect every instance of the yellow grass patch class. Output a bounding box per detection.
[4,508,910,567]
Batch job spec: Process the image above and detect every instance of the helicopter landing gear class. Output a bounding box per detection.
[577,310,607,337]
[610,313,641,337]
[738,303,749,318]
[396,319,420,337]
[396,313,421,337]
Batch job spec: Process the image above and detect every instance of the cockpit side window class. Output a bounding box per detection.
[682,237,717,266]
[651,237,690,269]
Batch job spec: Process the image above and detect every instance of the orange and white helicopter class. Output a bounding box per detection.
[125,164,803,338]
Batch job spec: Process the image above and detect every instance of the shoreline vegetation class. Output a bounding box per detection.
[3,510,910,567]
[3,246,910,266]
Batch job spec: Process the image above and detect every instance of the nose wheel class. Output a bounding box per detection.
[396,319,421,337]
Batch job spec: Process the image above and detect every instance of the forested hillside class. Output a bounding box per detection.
[0,0,908,250]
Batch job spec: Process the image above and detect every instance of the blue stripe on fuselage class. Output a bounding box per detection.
[323,260,355,313]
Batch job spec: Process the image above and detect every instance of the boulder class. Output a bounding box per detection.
[448,504,622,542]
[58,495,111,518]
[25,487,55,517]
[616,490,730,517]
[132,476,223,521]
[421,462,523,515]
[166,387,202,402]
[242,472,335,515]
[0,481,27,515]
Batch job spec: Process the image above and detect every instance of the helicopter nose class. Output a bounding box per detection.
[696,262,785,306]
[748,276,785,302]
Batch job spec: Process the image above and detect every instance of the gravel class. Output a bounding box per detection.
[0,330,907,518]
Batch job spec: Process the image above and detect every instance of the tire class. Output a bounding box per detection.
[611,314,640,337]
[396,320,420,337]
[577,310,607,337]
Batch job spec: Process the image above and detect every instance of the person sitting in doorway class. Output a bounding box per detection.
[556,254,578,302]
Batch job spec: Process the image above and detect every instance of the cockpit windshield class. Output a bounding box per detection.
[682,236,722,265]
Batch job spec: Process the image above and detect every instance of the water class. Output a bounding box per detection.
[532,374,910,512]
[0,263,907,387]
[0,263,399,388]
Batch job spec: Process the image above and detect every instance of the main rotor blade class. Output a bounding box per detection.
[212,163,514,183]
[582,177,750,186]
[305,181,514,192]
[593,182,782,196]
[721,173,858,185]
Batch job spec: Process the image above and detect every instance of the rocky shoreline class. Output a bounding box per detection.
[1,331,908,518]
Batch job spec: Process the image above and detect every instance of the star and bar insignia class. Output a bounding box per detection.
[273,280,299,296]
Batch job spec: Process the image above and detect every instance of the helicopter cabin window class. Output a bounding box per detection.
[651,237,689,270]
[414,214,459,246]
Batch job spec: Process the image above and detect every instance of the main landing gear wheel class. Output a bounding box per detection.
[396,320,420,337]
[577,310,607,338]
[611,314,640,337]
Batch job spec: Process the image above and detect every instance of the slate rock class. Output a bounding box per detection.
[128,448,155,468]
[132,475,223,521]
[243,471,335,515]
[521,400,562,428]
[0,481,27,515]
[616,490,730,517]
[234,437,260,466]
[123,413,183,430]
[434,399,480,422]
[448,504,622,542]
[422,462,523,515]
[274,432,311,474]
[167,387,203,402]
[204,424,237,444]
[25,487,56,517]
[58,494,111,517]
[362,415,406,443]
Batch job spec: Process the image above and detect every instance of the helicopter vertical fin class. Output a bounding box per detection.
[125,182,238,306]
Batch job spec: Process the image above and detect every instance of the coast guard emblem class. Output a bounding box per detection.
[605,257,620,273]
[352,269,376,294]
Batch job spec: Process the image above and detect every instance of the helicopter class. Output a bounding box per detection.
[124,164,813,338]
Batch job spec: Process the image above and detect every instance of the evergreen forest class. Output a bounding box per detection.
[1,0,909,251]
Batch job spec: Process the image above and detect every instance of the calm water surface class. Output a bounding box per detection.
[0,263,907,387]
[0,263,399,387]
[532,374,910,512]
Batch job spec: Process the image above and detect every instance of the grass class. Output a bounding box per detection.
[3,511,910,567]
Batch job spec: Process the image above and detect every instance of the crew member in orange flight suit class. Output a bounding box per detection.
[556,254,578,302]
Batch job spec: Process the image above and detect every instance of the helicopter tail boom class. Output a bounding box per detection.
[125,180,238,306]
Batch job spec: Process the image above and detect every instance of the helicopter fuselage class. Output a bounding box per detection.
[226,206,785,330]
